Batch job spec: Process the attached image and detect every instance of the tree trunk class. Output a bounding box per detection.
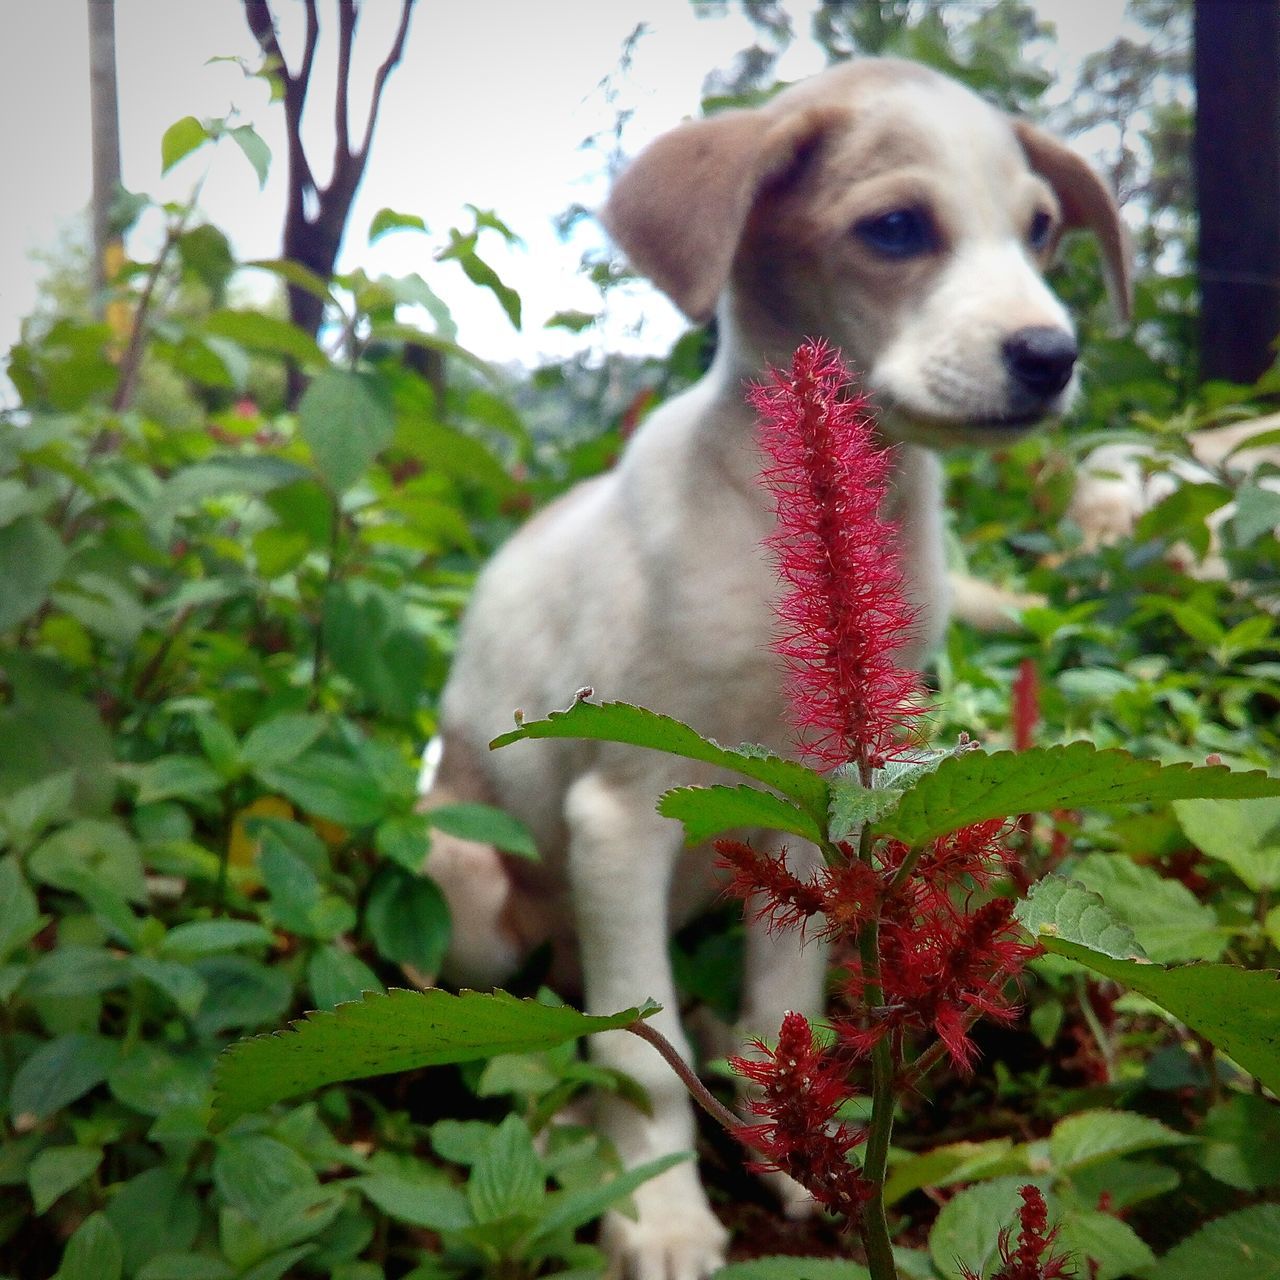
[1193,0,1280,385]
[87,0,123,321]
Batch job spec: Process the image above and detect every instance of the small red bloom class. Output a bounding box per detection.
[751,340,927,776]
[730,1011,872,1223]
[960,1184,1075,1280]
[715,839,826,935]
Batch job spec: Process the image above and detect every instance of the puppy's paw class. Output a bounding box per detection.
[601,1200,729,1280]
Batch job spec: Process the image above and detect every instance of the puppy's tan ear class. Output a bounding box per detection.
[603,107,833,323]
[1013,120,1134,324]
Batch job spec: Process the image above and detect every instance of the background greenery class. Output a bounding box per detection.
[2,2,1279,1277]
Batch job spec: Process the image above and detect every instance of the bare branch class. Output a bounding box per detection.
[297,0,319,116]
[243,0,287,81]
[335,0,356,161]
[357,0,414,160]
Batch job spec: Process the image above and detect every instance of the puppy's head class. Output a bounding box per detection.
[603,58,1131,447]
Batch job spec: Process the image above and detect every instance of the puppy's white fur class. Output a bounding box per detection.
[421,59,1129,1280]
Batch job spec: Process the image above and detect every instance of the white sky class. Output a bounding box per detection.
[0,0,1135,394]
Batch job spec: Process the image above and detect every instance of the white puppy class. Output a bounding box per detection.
[421,58,1129,1280]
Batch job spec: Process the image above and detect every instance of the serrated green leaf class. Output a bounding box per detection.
[1174,797,1280,892]
[491,699,828,820]
[657,784,824,846]
[29,1144,103,1214]
[299,368,395,493]
[875,743,1280,847]
[1059,1208,1154,1280]
[211,989,659,1128]
[1015,876,1146,960]
[1146,1204,1280,1280]
[1048,1109,1193,1173]
[828,776,906,841]
[1035,939,1280,1094]
[426,802,539,859]
[161,116,209,174]
[1068,853,1224,962]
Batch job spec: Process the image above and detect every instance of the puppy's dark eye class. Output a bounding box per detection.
[1028,209,1054,252]
[854,207,937,259]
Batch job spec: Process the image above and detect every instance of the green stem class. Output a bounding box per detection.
[309,494,343,709]
[855,821,899,1280]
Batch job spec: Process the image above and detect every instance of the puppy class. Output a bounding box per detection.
[420,57,1129,1280]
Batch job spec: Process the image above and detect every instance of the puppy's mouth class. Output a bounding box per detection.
[875,396,1055,446]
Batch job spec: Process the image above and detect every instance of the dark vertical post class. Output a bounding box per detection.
[87,0,123,319]
[1194,0,1280,385]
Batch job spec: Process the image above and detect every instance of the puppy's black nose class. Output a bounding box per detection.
[1002,326,1078,399]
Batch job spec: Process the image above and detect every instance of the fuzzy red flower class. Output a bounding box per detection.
[961,1185,1076,1280]
[751,340,926,776]
[731,1011,872,1222]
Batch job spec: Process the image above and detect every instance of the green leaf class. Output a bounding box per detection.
[11,1033,119,1120]
[828,776,908,841]
[28,819,146,903]
[0,514,68,631]
[364,866,450,972]
[55,1211,123,1280]
[1199,1094,1280,1191]
[137,1257,234,1280]
[322,580,427,718]
[257,751,385,827]
[1058,1209,1154,1280]
[107,1045,210,1117]
[211,989,659,1128]
[657,784,824,846]
[23,946,130,998]
[1034,939,1280,1094]
[491,700,829,820]
[159,920,273,957]
[1146,1204,1280,1280]
[298,368,396,492]
[105,1166,201,1274]
[260,839,354,941]
[928,1176,1032,1280]
[134,755,224,805]
[240,714,327,771]
[884,1140,1028,1206]
[714,1261,870,1280]
[369,208,427,242]
[354,1171,471,1231]
[426,803,539,859]
[1048,1110,1193,1173]
[1173,797,1280,892]
[130,956,208,1017]
[193,955,292,1039]
[0,856,43,962]
[529,1152,691,1244]
[467,1114,544,1224]
[306,945,383,1010]
[1233,480,1280,546]
[875,743,1280,848]
[1067,853,1224,962]
[161,116,209,174]
[228,124,270,187]
[205,309,325,367]
[243,258,337,306]
[213,1135,317,1219]
[1015,875,1146,960]
[29,1144,104,1214]
[1,770,76,848]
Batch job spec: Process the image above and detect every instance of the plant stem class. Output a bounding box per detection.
[855,821,898,1280]
[309,493,343,709]
[626,1019,744,1135]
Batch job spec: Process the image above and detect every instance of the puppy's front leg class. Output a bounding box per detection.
[565,771,729,1280]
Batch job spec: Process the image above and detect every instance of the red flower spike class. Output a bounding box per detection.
[751,340,927,776]
[715,839,826,935]
[729,1012,872,1222]
[1012,658,1040,752]
[958,1184,1076,1280]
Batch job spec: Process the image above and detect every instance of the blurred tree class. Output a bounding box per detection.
[1193,0,1280,385]
[86,0,122,326]
[242,0,415,399]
